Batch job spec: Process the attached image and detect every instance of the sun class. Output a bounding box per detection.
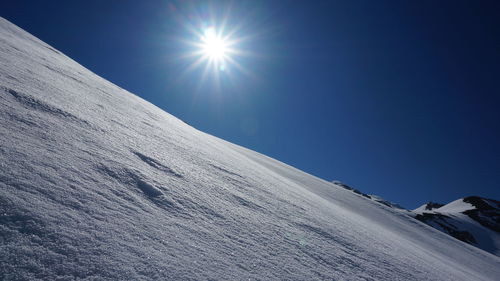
[173,6,257,85]
[201,27,228,61]
[179,23,244,77]
[195,25,236,72]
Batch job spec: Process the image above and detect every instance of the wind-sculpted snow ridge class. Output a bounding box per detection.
[1,17,499,280]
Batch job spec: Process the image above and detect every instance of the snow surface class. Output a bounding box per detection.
[1,17,500,280]
[413,199,475,215]
[413,198,500,257]
[433,199,475,214]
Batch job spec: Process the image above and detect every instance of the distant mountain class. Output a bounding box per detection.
[334,181,500,257]
[414,202,445,211]
[413,196,500,257]
[1,17,499,280]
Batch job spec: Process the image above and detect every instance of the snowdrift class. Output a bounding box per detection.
[1,17,499,280]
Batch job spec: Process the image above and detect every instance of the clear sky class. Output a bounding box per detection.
[3,0,500,209]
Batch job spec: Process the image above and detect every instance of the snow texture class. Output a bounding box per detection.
[1,17,500,280]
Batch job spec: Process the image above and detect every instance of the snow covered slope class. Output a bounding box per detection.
[1,17,499,280]
[414,197,500,257]
[333,181,407,210]
[334,180,500,258]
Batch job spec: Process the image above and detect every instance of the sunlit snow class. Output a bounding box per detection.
[1,17,499,280]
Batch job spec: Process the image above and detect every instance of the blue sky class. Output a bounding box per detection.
[3,0,500,208]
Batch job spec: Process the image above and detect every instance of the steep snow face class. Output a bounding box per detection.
[414,197,500,257]
[1,17,499,280]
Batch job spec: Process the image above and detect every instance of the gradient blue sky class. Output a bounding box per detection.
[3,0,500,208]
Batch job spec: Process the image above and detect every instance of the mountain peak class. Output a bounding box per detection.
[414,202,445,212]
[425,202,445,210]
[413,196,500,256]
[463,196,500,211]
[333,180,500,257]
